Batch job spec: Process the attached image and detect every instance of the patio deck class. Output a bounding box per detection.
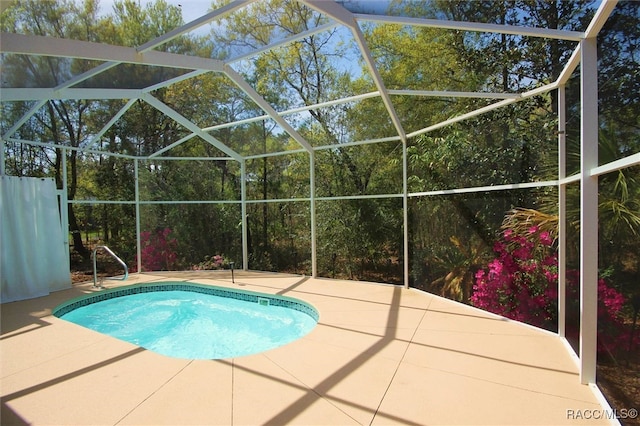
[1,272,614,425]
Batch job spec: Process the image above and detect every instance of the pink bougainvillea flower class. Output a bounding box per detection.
[471,225,632,356]
[539,231,553,246]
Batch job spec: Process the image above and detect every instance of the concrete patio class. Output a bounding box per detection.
[1,271,614,425]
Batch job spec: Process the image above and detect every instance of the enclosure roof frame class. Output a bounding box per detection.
[0,0,618,160]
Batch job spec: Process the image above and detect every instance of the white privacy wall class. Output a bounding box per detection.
[1,176,71,302]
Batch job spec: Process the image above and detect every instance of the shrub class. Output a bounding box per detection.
[133,227,178,272]
[192,254,227,270]
[471,226,634,356]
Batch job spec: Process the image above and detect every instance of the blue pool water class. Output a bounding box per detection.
[58,287,317,359]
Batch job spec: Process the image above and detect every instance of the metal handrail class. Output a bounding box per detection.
[92,245,128,289]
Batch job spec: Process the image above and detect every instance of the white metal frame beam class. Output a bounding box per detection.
[1,100,47,139]
[356,14,584,41]
[408,82,558,138]
[579,37,599,385]
[556,0,618,86]
[387,89,520,100]
[0,88,142,101]
[137,0,255,53]
[86,99,138,149]
[224,66,314,152]
[54,61,121,92]
[201,91,381,134]
[227,21,340,64]
[0,32,225,72]
[591,152,640,176]
[141,93,242,160]
[557,85,567,341]
[143,70,210,94]
[300,0,407,143]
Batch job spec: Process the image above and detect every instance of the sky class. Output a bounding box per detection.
[99,0,213,24]
[97,0,392,25]
[94,0,366,78]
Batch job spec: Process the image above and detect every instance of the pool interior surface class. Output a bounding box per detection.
[57,287,317,359]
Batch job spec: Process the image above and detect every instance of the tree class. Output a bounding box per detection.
[208,0,379,275]
[1,0,107,260]
[1,0,204,262]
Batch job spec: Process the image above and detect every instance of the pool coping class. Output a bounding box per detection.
[52,281,319,321]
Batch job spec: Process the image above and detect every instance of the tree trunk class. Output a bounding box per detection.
[68,203,90,260]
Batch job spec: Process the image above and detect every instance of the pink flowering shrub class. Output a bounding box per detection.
[471,226,558,329]
[471,226,633,356]
[563,270,632,356]
[192,254,227,270]
[133,228,178,272]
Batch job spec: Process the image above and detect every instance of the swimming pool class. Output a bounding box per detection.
[53,283,318,359]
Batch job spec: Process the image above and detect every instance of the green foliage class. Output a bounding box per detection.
[192,254,228,270]
[316,198,403,283]
[1,0,637,299]
[246,201,311,274]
